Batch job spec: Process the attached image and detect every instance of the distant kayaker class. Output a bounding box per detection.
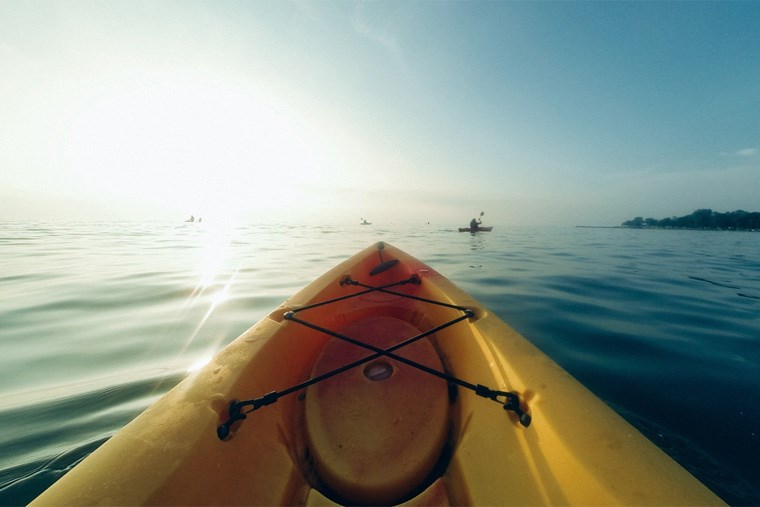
[468,211,485,231]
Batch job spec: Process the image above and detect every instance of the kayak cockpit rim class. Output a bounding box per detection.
[217,270,531,441]
[217,254,531,503]
[217,243,531,503]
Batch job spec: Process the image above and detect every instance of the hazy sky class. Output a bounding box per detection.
[2,1,758,226]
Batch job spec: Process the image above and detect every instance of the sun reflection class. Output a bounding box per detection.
[196,226,236,288]
[210,286,229,307]
[187,268,238,338]
[187,354,213,373]
[171,222,243,373]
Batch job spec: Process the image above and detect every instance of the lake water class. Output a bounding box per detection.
[0,221,758,505]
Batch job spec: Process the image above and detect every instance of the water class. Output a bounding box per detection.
[0,222,758,505]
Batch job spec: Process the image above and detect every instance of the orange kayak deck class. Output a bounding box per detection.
[30,242,726,506]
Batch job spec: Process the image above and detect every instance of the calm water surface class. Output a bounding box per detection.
[0,222,758,505]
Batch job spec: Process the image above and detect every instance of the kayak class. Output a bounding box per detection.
[30,242,724,506]
[458,226,493,232]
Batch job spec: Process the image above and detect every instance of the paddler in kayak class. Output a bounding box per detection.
[469,211,484,231]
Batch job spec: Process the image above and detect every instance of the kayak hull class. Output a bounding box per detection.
[458,226,493,232]
[31,242,724,506]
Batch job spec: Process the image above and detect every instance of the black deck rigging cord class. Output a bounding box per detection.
[217,247,531,440]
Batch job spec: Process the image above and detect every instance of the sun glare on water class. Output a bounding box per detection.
[192,225,240,319]
[187,354,213,374]
[172,220,242,372]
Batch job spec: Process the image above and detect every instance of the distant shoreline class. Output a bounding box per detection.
[620,209,759,231]
[576,225,758,232]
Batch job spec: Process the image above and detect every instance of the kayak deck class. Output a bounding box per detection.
[31,242,725,506]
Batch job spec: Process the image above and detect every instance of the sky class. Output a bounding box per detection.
[1,1,758,227]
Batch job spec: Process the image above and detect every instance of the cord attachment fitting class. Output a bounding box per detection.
[475,385,532,427]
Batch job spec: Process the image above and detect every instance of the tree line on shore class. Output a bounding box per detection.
[622,209,760,230]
